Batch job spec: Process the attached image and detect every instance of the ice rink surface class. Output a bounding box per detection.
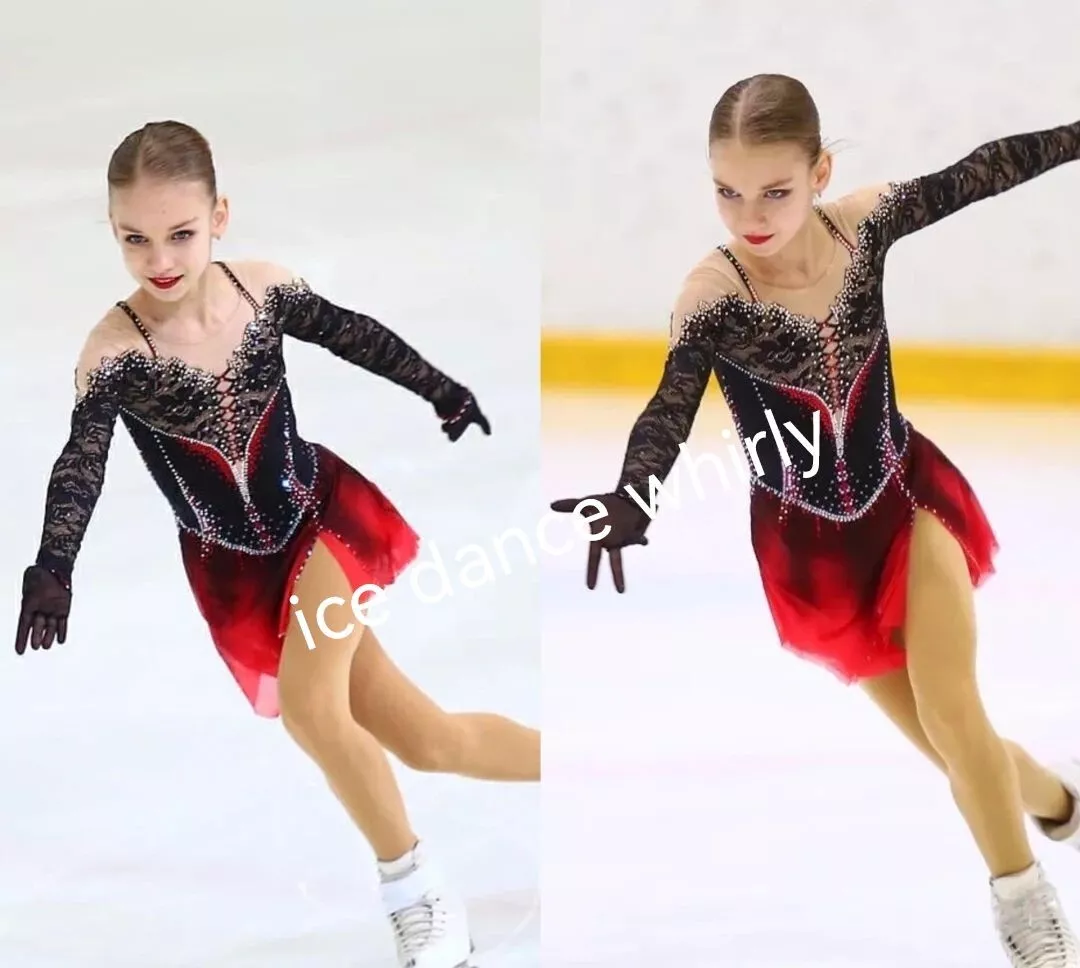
[542,390,1080,967]
[0,5,539,963]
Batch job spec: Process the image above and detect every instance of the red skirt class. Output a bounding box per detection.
[179,444,420,718]
[749,427,998,682]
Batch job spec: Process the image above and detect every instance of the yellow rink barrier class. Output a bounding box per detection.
[540,332,1080,406]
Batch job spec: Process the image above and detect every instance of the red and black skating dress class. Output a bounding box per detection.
[614,120,1080,682]
[32,263,477,717]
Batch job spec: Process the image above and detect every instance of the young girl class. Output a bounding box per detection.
[551,74,1080,967]
[15,120,540,968]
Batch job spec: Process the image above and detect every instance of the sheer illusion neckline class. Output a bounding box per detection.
[740,235,842,292]
[717,206,859,329]
[115,261,264,385]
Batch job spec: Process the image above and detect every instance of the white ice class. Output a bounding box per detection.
[542,390,1080,967]
[0,5,539,963]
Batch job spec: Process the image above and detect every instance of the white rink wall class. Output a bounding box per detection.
[542,0,1080,345]
[0,0,534,196]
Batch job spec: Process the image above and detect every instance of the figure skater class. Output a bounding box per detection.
[15,120,540,968]
[551,74,1080,967]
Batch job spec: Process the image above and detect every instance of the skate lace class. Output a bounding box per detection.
[998,885,1079,967]
[388,890,449,959]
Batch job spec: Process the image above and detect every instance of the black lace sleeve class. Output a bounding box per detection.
[276,279,469,417]
[34,362,125,587]
[615,333,715,501]
[885,119,1080,242]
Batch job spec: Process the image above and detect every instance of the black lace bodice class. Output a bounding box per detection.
[34,265,469,585]
[617,120,1080,520]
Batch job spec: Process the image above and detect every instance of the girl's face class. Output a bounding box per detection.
[109,178,229,302]
[708,138,831,258]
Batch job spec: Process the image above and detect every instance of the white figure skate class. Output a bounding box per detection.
[986,757,1080,966]
[991,862,1078,967]
[379,841,474,968]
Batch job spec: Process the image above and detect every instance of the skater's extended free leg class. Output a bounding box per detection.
[347,628,540,782]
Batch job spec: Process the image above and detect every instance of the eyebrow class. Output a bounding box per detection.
[116,217,197,232]
[713,178,793,191]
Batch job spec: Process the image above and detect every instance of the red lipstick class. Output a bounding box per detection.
[149,276,182,290]
[743,234,774,246]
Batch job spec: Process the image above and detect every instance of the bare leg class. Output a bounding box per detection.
[277,537,417,861]
[348,629,540,782]
[900,509,1037,877]
[861,667,1073,825]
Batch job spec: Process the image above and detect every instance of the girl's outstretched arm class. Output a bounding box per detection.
[880,119,1080,243]
[34,325,129,587]
[19,322,130,653]
[264,266,484,431]
[613,328,716,510]
[548,264,724,592]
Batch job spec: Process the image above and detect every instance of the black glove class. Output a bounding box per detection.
[437,390,491,442]
[15,565,71,655]
[549,491,652,593]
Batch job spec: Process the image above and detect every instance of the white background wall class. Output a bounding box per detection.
[0,0,539,434]
[542,0,1080,344]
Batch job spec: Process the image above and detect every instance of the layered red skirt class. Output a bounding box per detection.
[750,427,998,682]
[178,445,419,717]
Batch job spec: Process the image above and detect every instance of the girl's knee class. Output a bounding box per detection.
[915,683,992,758]
[391,716,464,774]
[279,681,353,755]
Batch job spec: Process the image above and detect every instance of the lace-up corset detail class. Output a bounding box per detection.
[94,267,322,556]
[113,264,285,478]
[714,208,860,413]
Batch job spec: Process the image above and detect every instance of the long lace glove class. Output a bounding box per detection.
[549,491,652,593]
[15,565,71,654]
